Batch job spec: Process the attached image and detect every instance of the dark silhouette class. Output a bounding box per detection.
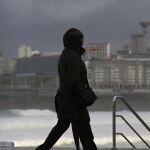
[35,28,97,150]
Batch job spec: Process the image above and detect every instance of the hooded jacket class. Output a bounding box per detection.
[55,28,90,121]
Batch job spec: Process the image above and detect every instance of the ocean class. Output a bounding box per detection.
[0,109,150,149]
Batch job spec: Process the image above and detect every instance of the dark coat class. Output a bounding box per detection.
[55,28,90,121]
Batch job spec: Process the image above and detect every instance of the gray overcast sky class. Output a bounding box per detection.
[0,0,150,57]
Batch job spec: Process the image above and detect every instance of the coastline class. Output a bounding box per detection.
[0,92,150,111]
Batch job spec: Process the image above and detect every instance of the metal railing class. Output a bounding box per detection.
[113,96,150,149]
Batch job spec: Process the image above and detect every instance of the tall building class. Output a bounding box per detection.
[129,33,148,54]
[116,21,150,58]
[85,43,111,60]
[124,22,150,54]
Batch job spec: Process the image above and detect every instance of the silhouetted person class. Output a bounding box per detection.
[35,28,97,150]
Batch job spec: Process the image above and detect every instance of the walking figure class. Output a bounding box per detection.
[36,28,97,150]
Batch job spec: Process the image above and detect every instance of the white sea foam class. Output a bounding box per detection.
[0,109,150,148]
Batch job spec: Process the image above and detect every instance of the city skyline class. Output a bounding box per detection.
[0,0,150,57]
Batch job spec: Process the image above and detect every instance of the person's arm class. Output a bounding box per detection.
[65,53,84,93]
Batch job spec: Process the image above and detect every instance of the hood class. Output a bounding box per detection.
[63,28,85,55]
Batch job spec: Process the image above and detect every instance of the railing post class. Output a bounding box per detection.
[112,96,150,149]
[112,96,117,149]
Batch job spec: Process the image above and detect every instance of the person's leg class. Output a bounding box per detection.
[78,121,97,150]
[72,122,80,150]
[36,119,70,150]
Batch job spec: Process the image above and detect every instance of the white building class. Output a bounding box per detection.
[85,43,111,60]
[88,58,150,89]
[18,45,40,58]
[0,56,16,76]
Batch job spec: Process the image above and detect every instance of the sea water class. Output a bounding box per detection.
[0,109,150,148]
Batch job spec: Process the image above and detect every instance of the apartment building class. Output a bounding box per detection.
[85,43,111,60]
[87,59,150,89]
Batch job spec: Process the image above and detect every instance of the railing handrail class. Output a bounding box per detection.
[113,96,150,132]
[116,133,136,148]
[113,96,150,149]
[116,115,150,148]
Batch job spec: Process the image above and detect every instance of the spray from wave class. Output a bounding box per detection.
[0,109,150,148]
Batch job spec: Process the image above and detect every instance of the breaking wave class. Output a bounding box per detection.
[0,109,150,148]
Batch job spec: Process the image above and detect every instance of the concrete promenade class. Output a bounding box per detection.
[0,147,149,150]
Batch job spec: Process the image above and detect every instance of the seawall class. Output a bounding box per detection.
[0,88,150,111]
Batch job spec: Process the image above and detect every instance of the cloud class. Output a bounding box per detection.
[2,0,35,22]
[40,0,117,21]
[1,0,150,57]
[3,0,117,22]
